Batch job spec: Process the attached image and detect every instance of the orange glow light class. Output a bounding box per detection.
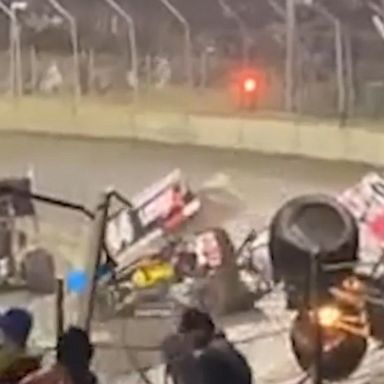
[317,305,342,328]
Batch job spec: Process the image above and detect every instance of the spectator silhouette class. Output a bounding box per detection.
[162,307,252,384]
[22,326,97,384]
[0,307,41,384]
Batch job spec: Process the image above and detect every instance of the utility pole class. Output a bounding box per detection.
[285,0,296,112]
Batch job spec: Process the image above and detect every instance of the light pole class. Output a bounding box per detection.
[47,0,81,112]
[158,0,193,87]
[102,0,139,96]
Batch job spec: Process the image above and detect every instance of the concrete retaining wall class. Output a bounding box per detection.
[1,98,383,165]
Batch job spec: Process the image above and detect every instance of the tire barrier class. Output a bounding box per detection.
[269,194,359,309]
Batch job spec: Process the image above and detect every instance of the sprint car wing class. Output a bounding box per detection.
[105,170,201,267]
[337,172,384,275]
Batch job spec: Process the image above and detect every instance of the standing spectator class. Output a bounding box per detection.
[0,307,41,383]
[40,61,63,94]
[22,326,97,384]
[162,307,253,384]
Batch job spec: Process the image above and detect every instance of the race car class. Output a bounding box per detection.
[93,170,268,320]
[95,226,265,320]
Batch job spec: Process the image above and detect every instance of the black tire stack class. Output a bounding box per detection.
[268,194,359,309]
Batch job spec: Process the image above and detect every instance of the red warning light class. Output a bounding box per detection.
[229,67,267,110]
[243,78,257,93]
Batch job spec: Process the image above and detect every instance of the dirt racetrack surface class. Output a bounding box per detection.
[0,132,378,379]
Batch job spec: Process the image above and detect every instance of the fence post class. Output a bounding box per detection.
[285,0,296,113]
[311,3,346,124]
[0,1,22,102]
[334,20,345,123]
[158,0,193,87]
[218,0,250,65]
[88,48,95,94]
[30,45,38,93]
[47,0,81,113]
[10,3,24,99]
[344,30,355,116]
[102,0,139,98]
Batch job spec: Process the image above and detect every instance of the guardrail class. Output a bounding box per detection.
[0,96,383,166]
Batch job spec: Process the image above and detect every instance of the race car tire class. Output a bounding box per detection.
[22,248,56,295]
[269,194,358,308]
[290,312,367,381]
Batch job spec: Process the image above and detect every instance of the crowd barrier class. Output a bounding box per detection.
[0,98,383,166]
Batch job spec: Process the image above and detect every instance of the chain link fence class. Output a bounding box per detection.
[0,49,355,117]
[0,4,384,121]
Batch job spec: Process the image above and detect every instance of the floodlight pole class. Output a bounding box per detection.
[77,190,111,334]
[158,0,193,87]
[0,1,22,100]
[102,0,139,96]
[47,0,81,112]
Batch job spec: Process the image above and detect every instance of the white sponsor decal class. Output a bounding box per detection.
[138,186,175,226]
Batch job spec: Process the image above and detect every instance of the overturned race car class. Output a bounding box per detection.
[93,170,266,320]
